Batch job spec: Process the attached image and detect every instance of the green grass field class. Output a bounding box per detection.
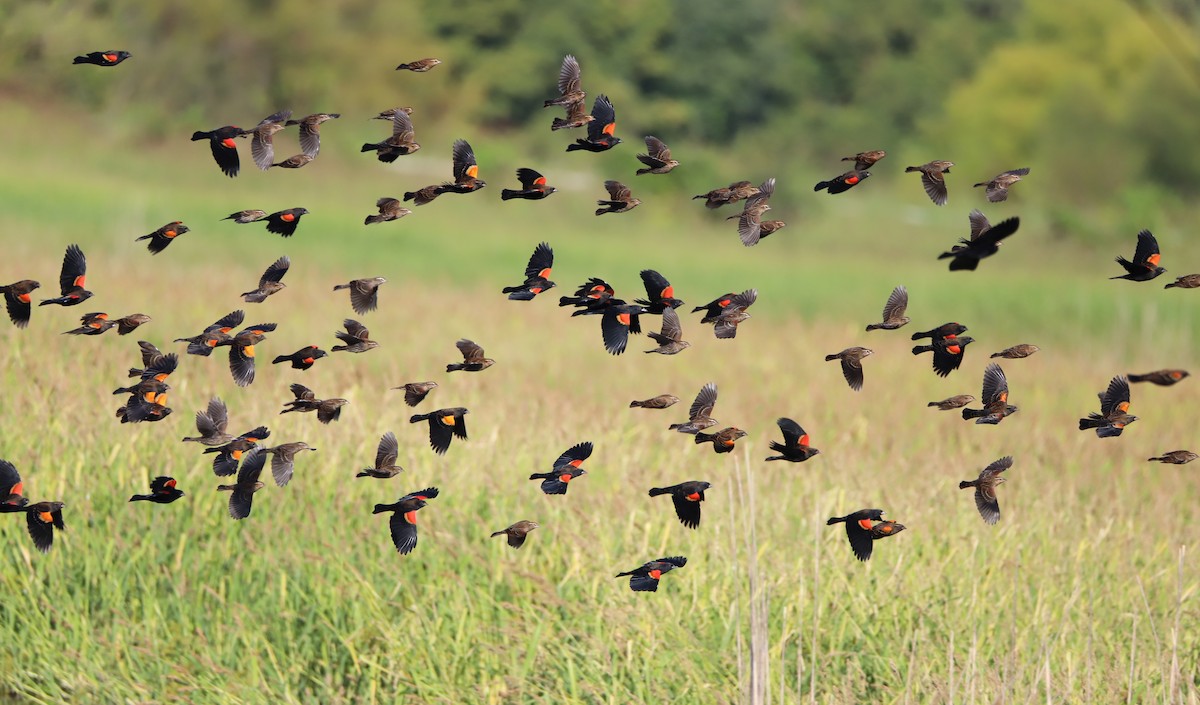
[0,103,1197,704]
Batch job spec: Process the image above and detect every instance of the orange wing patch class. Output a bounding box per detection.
[685,492,700,501]
[602,122,616,137]
[661,286,674,298]
[466,165,479,179]
[18,294,30,303]
[799,434,810,447]
[404,510,418,525]
[39,511,53,523]
[537,267,552,279]
[533,176,546,186]
[74,275,87,287]
[441,415,456,426]
[242,345,255,358]
[857,519,873,531]
[616,313,631,326]
[648,569,661,580]
[281,213,295,222]
[1147,254,1161,267]
[221,138,237,149]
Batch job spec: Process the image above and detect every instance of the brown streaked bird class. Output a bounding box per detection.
[248,110,291,171]
[264,207,309,237]
[364,197,412,225]
[221,322,277,387]
[373,107,413,120]
[396,58,441,72]
[394,381,438,407]
[938,214,1020,271]
[730,178,776,246]
[410,408,469,455]
[544,54,585,108]
[825,347,873,391]
[271,345,327,370]
[356,432,403,479]
[284,113,340,158]
[913,335,975,378]
[595,180,641,215]
[216,447,268,520]
[500,168,557,201]
[927,395,976,410]
[959,456,1012,525]
[813,169,870,195]
[712,289,757,339]
[39,244,92,307]
[362,109,421,163]
[865,285,910,331]
[962,363,1018,424]
[491,520,540,548]
[1078,375,1136,438]
[566,94,620,152]
[991,344,1039,359]
[136,221,189,254]
[223,209,267,224]
[129,476,184,504]
[551,97,595,131]
[62,312,115,336]
[181,396,233,446]
[692,180,759,209]
[271,154,313,169]
[242,256,290,303]
[279,384,348,425]
[174,309,243,357]
[331,319,379,354]
[634,269,684,314]
[501,241,555,300]
[1,279,40,328]
[645,308,689,355]
[1148,450,1197,465]
[446,339,494,372]
[648,481,710,529]
[74,50,131,66]
[1128,369,1189,386]
[826,508,885,561]
[262,442,317,487]
[756,220,787,241]
[615,556,686,592]
[374,487,439,555]
[669,382,718,434]
[528,442,592,495]
[113,314,150,335]
[694,427,747,454]
[765,417,820,462]
[192,126,245,178]
[1164,274,1200,289]
[870,520,906,541]
[1111,230,1166,282]
[841,150,886,171]
[973,168,1029,202]
[636,135,679,175]
[630,395,680,409]
[905,160,954,206]
[403,184,442,206]
[333,277,386,315]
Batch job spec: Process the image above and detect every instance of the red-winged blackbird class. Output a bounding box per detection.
[63,312,115,336]
[1148,450,1197,464]
[23,501,66,553]
[242,256,289,303]
[0,279,39,328]
[595,180,641,215]
[192,126,246,178]
[223,209,266,223]
[566,95,620,152]
[600,304,647,355]
[216,447,268,520]
[765,417,820,462]
[813,169,870,195]
[500,168,557,201]
[636,136,679,175]
[374,487,439,555]
[973,168,1029,202]
[634,269,683,313]
[284,113,340,158]
[730,178,776,246]
[128,342,177,381]
[1128,369,1189,386]
[692,181,759,209]
[39,244,92,307]
[669,382,718,433]
[529,442,592,495]
[333,277,386,315]
[441,139,487,194]
[959,456,1011,524]
[373,107,414,120]
[410,408,468,455]
[112,378,168,400]
[905,160,954,206]
[939,215,1020,271]
[356,432,403,479]
[491,520,540,548]
[182,397,233,446]
[913,335,975,378]
[928,395,975,410]
[115,390,172,424]
[393,381,438,407]
[827,509,885,561]
[645,308,689,354]
[648,481,710,529]
[279,384,347,425]
[615,556,686,592]
[113,314,150,335]
[446,339,494,372]
[870,521,906,541]
[265,208,309,237]
[1165,274,1200,289]
[1111,230,1165,282]
[544,55,585,109]
[825,347,873,391]
[911,322,968,341]
[272,345,327,370]
[271,154,313,169]
[174,309,243,356]
[204,434,264,477]
[695,289,756,338]
[220,322,276,387]
[262,442,316,487]
[559,278,621,314]
[0,459,26,511]
[629,394,680,409]
[136,221,189,254]
[694,292,736,321]
[396,58,441,72]
[73,50,131,66]
[130,476,184,503]
[364,198,412,225]
[1079,376,1136,438]
[502,242,555,300]
[247,110,291,170]
[991,344,1039,359]
[865,285,910,331]
[331,319,378,354]
[962,363,1018,424]
[362,110,421,162]
[694,427,747,453]
[841,150,887,171]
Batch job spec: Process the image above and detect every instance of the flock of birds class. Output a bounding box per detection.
[0,50,1195,588]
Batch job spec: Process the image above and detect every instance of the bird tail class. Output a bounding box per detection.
[72,55,88,64]
[767,441,787,454]
[962,408,986,420]
[865,323,880,331]
[446,364,464,372]
[490,530,506,537]
[958,480,974,490]
[813,181,830,192]
[1078,415,1105,430]
[190,131,208,141]
[647,487,671,497]
[372,503,392,515]
[912,345,933,355]
[826,516,846,525]
[271,355,289,364]
[402,191,417,202]
[129,494,152,502]
[1126,373,1147,383]
[360,143,377,153]
[824,354,839,361]
[1148,456,1164,462]
[332,283,349,291]
[409,413,431,423]
[694,432,713,444]
[500,189,519,201]
[614,570,633,578]
[926,401,939,407]
[904,166,920,173]
[528,472,552,481]
[629,400,645,408]
[566,142,583,152]
[364,215,387,225]
[1164,282,1178,289]
[936,251,955,260]
[989,352,1003,358]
